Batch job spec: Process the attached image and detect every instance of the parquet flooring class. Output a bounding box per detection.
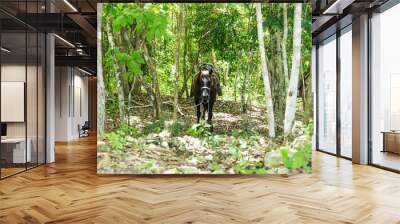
[1,136,400,223]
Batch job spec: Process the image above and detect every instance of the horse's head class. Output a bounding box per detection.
[199,67,212,103]
[190,63,220,100]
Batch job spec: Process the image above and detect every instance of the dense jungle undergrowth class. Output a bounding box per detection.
[98,97,312,175]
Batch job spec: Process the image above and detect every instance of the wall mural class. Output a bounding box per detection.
[97,2,313,175]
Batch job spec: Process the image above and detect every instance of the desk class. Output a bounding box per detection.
[382,131,400,155]
[1,138,31,163]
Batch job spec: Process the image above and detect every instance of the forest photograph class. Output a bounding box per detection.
[97,2,313,175]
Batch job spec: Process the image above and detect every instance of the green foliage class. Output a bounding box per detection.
[169,119,191,137]
[205,135,223,149]
[228,144,241,161]
[186,121,211,137]
[143,119,165,135]
[103,123,140,151]
[119,123,140,137]
[231,129,257,138]
[102,3,312,119]
[281,144,311,173]
[281,122,313,173]
[100,3,313,175]
[104,132,125,151]
[233,161,267,174]
[209,162,223,172]
[304,121,314,138]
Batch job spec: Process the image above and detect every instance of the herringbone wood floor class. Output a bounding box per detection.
[1,136,400,224]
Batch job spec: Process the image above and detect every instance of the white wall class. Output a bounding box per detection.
[55,66,69,141]
[1,63,46,164]
[1,65,26,139]
[55,67,89,141]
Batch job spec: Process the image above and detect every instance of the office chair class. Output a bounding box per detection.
[79,121,90,138]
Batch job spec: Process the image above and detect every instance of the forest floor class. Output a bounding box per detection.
[97,97,312,175]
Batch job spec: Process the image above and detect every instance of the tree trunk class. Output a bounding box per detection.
[284,4,302,133]
[273,32,287,134]
[120,28,132,97]
[254,64,261,101]
[180,17,189,99]
[211,49,217,67]
[234,66,239,103]
[132,75,142,95]
[106,21,126,124]
[143,43,161,119]
[282,3,289,83]
[256,3,276,138]
[97,3,105,135]
[224,64,229,86]
[173,4,184,120]
[242,9,254,114]
[241,49,252,113]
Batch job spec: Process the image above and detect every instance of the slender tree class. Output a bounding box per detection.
[284,4,302,133]
[143,43,162,119]
[241,9,254,114]
[282,3,289,83]
[173,4,184,120]
[105,21,126,124]
[256,3,276,138]
[180,8,189,98]
[234,65,239,102]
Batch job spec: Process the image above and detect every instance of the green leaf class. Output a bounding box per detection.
[281,147,289,159]
[255,168,267,175]
[131,51,145,64]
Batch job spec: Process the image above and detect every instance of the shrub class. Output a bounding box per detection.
[280,121,313,173]
[231,129,257,138]
[104,132,125,151]
[205,135,223,149]
[118,123,140,137]
[169,119,190,137]
[186,121,211,137]
[143,119,165,135]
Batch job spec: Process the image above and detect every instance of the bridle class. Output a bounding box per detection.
[198,64,215,104]
[201,86,210,91]
[200,86,210,103]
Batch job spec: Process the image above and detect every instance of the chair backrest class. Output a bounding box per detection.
[82,121,90,129]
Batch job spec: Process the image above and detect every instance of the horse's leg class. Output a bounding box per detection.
[195,98,201,123]
[202,103,207,120]
[207,101,214,132]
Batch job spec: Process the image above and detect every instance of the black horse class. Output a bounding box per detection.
[190,64,222,131]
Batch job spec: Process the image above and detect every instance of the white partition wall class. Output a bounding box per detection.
[55,67,89,141]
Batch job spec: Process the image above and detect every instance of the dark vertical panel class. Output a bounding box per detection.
[44,0,47,164]
[315,45,319,150]
[367,11,372,165]
[25,0,28,171]
[0,17,2,180]
[336,29,341,157]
